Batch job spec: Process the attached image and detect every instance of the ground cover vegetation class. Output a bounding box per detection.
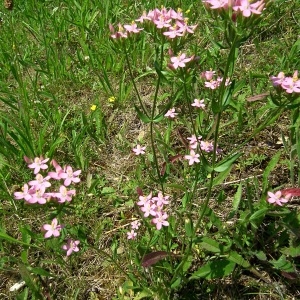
[0,0,300,299]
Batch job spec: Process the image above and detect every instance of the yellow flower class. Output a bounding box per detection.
[108,96,116,103]
[90,105,97,111]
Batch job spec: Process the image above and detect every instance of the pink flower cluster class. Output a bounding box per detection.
[14,157,80,205]
[184,135,221,165]
[42,219,80,255]
[127,192,170,239]
[110,7,197,40]
[14,156,81,256]
[267,190,291,206]
[201,70,231,90]
[203,0,265,18]
[109,22,143,39]
[270,71,300,94]
[136,7,197,38]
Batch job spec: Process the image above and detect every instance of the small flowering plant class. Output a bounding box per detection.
[13,156,82,257]
[109,2,300,299]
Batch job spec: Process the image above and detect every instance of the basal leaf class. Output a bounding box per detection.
[190,259,235,280]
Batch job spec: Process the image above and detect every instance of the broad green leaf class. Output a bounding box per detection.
[249,208,268,222]
[184,218,193,238]
[269,255,295,272]
[134,288,153,300]
[253,250,267,261]
[171,277,181,289]
[227,251,251,268]
[214,152,242,172]
[262,151,281,193]
[212,165,233,186]
[281,246,300,257]
[197,237,222,253]
[190,259,236,280]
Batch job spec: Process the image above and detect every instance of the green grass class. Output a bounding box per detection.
[1,0,300,299]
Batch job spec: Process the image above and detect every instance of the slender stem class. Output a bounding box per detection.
[149,43,165,192]
[123,45,150,118]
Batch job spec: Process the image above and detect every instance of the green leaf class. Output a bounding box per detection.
[134,105,151,123]
[222,80,235,109]
[184,218,193,238]
[212,165,233,186]
[269,255,295,272]
[190,259,236,280]
[134,288,153,300]
[262,151,281,193]
[249,208,268,222]
[281,246,300,258]
[253,250,267,261]
[197,237,222,253]
[227,251,251,268]
[228,183,242,219]
[214,152,242,172]
[0,230,31,247]
[171,277,181,289]
[29,267,52,277]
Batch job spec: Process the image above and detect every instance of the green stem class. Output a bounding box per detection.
[123,45,150,118]
[149,43,165,192]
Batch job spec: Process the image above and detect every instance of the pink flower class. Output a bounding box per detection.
[152,212,169,230]
[137,192,152,206]
[133,144,146,155]
[281,77,300,94]
[141,201,157,218]
[42,218,63,238]
[62,239,80,256]
[127,230,137,240]
[27,187,48,204]
[184,150,200,165]
[267,191,291,206]
[270,72,285,87]
[131,220,141,230]
[176,19,197,34]
[233,0,265,17]
[203,0,229,10]
[110,23,128,39]
[60,166,81,186]
[48,160,64,180]
[164,108,178,118]
[14,184,33,201]
[192,99,205,109]
[124,22,143,33]
[163,25,183,38]
[205,81,218,89]
[54,185,76,203]
[201,70,216,81]
[28,157,49,174]
[170,53,192,69]
[200,141,214,153]
[152,192,169,206]
[187,135,202,150]
[28,174,51,190]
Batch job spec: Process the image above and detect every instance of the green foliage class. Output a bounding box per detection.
[0,0,300,299]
